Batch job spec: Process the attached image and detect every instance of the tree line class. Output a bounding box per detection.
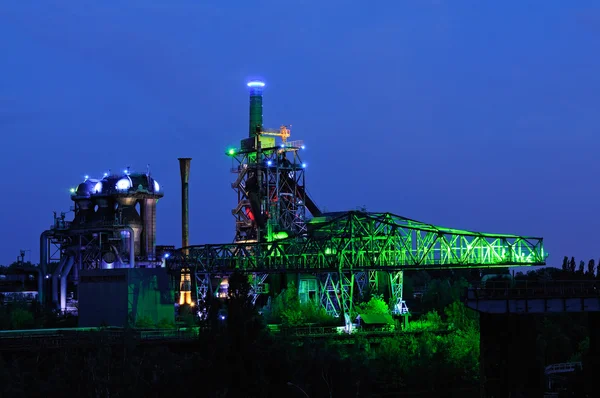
[560,256,600,277]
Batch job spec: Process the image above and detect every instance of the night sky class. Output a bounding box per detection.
[1,1,599,268]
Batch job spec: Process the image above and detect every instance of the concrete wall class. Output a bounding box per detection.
[78,268,174,327]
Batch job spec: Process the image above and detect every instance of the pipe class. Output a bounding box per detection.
[124,226,135,268]
[108,244,125,268]
[248,82,264,137]
[141,199,157,260]
[39,230,53,303]
[60,256,75,312]
[76,226,135,268]
[17,266,43,303]
[49,226,136,308]
[52,256,69,306]
[178,158,191,254]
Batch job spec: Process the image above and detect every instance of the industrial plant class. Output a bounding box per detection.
[34,80,547,328]
[39,169,172,326]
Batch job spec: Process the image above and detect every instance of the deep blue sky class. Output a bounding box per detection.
[1,1,599,268]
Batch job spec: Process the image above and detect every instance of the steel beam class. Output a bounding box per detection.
[167,211,546,273]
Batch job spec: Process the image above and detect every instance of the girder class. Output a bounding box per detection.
[166,211,546,272]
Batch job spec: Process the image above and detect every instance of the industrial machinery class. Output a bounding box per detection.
[35,79,547,329]
[167,81,548,328]
[229,80,320,243]
[39,169,171,323]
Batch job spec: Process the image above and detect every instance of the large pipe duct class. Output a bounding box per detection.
[141,198,157,260]
[247,81,265,137]
[178,158,191,252]
[60,256,75,312]
[52,256,69,306]
[39,230,53,303]
[246,172,265,229]
[50,226,135,307]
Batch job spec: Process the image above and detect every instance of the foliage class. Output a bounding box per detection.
[134,315,155,328]
[8,308,35,329]
[558,255,600,278]
[420,277,468,314]
[445,300,479,331]
[357,294,389,315]
[5,267,599,395]
[262,282,338,327]
[375,325,480,391]
[177,304,198,327]
[404,309,445,332]
[0,301,41,330]
[569,336,589,363]
[156,317,176,329]
[225,271,266,346]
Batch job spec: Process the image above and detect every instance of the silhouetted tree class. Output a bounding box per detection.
[226,271,264,344]
[570,257,576,273]
[562,256,569,272]
[579,261,585,275]
[588,259,595,276]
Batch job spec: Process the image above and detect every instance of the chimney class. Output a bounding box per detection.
[247,81,265,137]
[178,158,191,252]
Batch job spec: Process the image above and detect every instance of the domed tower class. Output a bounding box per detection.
[113,174,144,256]
[70,179,100,226]
[69,169,164,267]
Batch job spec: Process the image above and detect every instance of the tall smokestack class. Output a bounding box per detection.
[178,158,191,252]
[247,80,265,137]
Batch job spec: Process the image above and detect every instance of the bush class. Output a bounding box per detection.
[357,294,390,316]
[263,283,338,327]
[10,308,35,329]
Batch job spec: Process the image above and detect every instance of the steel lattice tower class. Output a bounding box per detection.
[229,81,319,243]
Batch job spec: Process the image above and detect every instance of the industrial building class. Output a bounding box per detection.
[36,80,547,329]
[165,80,547,330]
[39,170,173,326]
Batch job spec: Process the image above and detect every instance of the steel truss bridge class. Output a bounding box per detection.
[167,211,546,323]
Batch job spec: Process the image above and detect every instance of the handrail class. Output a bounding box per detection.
[0,328,200,351]
[545,362,582,374]
[471,280,600,299]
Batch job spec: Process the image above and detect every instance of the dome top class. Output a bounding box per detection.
[71,170,163,199]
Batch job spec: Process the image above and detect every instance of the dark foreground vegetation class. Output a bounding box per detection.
[0,261,598,397]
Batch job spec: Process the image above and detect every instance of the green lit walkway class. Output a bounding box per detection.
[168,211,546,272]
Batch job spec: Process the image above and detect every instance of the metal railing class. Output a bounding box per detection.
[471,281,600,299]
[0,328,200,351]
[545,362,582,375]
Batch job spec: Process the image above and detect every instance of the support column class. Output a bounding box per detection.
[318,272,355,330]
[195,272,212,303]
[480,313,542,397]
[508,315,542,395]
[388,271,405,315]
[250,273,268,305]
[319,273,340,317]
[583,312,600,394]
[368,270,379,293]
[355,272,368,298]
[480,312,509,396]
[339,271,354,330]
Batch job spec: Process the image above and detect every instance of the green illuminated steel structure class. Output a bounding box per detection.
[168,210,545,317]
[167,81,547,323]
[228,80,317,244]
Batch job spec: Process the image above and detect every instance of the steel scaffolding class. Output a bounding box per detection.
[168,210,546,321]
